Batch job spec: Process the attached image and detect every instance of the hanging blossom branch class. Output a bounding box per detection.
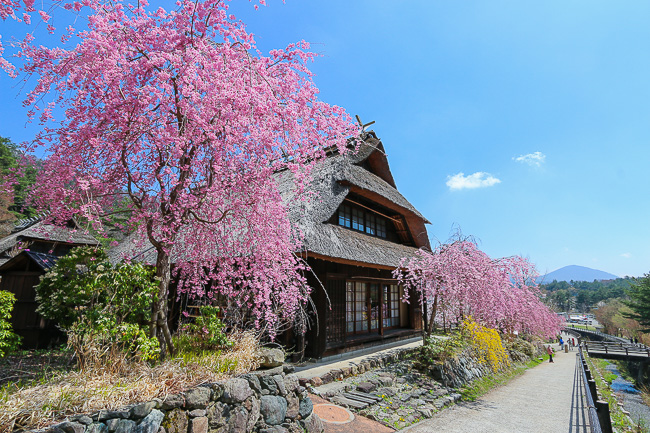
[395,237,562,340]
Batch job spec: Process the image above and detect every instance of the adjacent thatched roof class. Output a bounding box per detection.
[107,233,157,264]
[0,219,98,267]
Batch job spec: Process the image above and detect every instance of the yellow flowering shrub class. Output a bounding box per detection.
[461,319,510,372]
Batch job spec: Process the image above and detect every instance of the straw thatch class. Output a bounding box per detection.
[276,132,430,268]
[0,220,98,266]
[108,133,430,269]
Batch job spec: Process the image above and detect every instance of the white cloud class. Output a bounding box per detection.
[621,253,632,259]
[446,172,501,191]
[513,151,546,167]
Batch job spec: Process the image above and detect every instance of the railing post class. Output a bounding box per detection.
[588,379,598,403]
[595,400,613,433]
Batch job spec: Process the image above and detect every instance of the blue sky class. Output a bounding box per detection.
[2,1,650,278]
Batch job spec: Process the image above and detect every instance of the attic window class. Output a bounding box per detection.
[338,204,387,239]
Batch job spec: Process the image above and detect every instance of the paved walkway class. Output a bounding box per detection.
[301,333,592,433]
[403,334,583,433]
[402,335,582,433]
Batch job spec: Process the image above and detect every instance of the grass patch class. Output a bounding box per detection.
[460,355,547,401]
[0,331,262,431]
[603,372,618,385]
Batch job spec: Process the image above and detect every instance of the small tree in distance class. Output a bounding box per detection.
[15,0,357,355]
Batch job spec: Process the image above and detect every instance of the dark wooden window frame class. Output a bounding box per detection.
[346,280,402,336]
[337,201,388,239]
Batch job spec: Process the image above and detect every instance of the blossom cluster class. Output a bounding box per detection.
[461,319,510,373]
[395,239,561,339]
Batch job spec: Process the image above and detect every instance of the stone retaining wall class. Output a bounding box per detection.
[298,344,415,388]
[32,367,323,433]
[427,350,493,389]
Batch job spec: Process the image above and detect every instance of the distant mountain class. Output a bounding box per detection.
[539,265,619,283]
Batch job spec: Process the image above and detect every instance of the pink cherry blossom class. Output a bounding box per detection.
[14,0,358,354]
[395,237,561,339]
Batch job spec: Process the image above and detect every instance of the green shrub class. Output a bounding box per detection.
[35,246,159,364]
[0,290,21,356]
[504,336,538,359]
[179,306,232,352]
[415,332,466,368]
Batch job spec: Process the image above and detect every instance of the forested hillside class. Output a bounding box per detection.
[542,278,633,312]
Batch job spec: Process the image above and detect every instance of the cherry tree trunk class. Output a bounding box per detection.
[151,249,175,357]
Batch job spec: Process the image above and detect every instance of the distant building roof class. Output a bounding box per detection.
[24,251,59,270]
[0,250,60,272]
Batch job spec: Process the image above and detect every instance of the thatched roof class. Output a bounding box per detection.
[276,132,430,268]
[108,233,156,264]
[109,133,431,269]
[0,219,98,266]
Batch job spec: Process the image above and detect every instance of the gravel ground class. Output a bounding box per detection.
[402,342,576,433]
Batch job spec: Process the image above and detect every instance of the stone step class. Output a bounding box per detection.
[313,381,353,398]
[330,395,369,410]
[347,390,382,402]
[342,392,379,405]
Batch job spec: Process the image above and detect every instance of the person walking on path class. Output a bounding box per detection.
[547,345,554,363]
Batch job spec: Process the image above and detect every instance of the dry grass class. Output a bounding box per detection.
[0,331,262,431]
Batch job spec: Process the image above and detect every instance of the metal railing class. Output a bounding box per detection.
[584,341,650,358]
[578,345,613,433]
[564,326,629,344]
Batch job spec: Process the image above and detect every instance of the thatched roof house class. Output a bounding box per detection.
[105,132,431,358]
[277,132,430,358]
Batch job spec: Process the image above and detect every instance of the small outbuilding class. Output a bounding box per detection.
[0,218,97,348]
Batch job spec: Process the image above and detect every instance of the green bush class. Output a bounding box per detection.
[0,290,21,357]
[179,306,232,351]
[504,336,537,359]
[415,332,466,368]
[35,246,160,364]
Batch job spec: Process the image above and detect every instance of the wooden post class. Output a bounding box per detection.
[595,400,613,433]
[588,379,598,403]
